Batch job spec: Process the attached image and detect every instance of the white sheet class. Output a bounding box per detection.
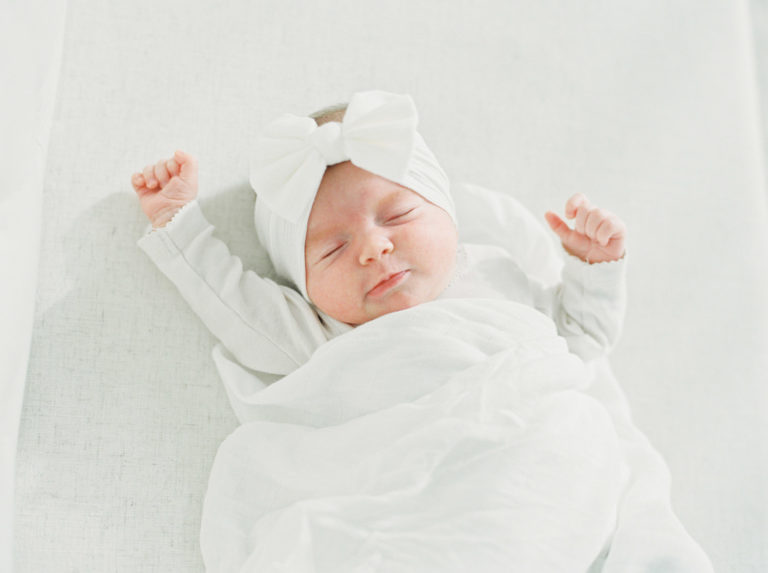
[13,1,768,571]
[200,297,712,572]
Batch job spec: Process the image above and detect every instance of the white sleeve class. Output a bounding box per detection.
[137,200,332,375]
[531,251,627,361]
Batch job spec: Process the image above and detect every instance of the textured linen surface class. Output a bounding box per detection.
[12,1,768,572]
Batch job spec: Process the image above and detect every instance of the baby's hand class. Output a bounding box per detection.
[544,193,626,264]
[131,150,198,228]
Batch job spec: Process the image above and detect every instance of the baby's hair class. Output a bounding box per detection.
[310,102,348,126]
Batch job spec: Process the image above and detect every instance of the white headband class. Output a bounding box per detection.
[250,90,455,300]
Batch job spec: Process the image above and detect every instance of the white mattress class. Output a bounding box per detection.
[8,0,768,571]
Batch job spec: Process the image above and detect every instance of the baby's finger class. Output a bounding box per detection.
[585,208,607,239]
[544,211,572,242]
[165,157,180,177]
[574,204,590,234]
[565,193,589,219]
[174,150,198,181]
[596,215,626,246]
[143,164,157,189]
[154,159,171,187]
[131,172,145,191]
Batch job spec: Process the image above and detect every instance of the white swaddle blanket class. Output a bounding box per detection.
[199,297,709,572]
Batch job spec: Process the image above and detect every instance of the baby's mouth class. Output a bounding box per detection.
[367,270,410,299]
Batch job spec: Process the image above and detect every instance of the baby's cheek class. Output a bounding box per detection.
[311,266,367,323]
[404,242,453,299]
[417,221,456,261]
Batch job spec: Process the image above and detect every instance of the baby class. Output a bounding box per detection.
[130,92,723,572]
[132,91,627,383]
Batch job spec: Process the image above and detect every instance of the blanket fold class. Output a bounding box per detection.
[200,299,707,572]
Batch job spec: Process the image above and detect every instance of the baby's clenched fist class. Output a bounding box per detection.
[132,150,198,229]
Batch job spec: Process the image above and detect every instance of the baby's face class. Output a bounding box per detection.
[305,161,457,326]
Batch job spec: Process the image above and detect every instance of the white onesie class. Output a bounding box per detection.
[137,198,626,418]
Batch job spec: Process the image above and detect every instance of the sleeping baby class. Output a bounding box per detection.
[132,91,627,366]
[131,91,712,572]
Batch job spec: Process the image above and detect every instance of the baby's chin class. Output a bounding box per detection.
[354,287,436,325]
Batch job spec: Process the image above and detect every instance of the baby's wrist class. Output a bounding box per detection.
[151,204,188,229]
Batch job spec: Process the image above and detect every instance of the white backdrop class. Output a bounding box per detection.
[9,1,768,571]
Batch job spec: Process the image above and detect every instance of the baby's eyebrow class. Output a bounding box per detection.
[377,188,415,211]
[305,221,344,257]
[306,229,336,249]
[306,213,335,242]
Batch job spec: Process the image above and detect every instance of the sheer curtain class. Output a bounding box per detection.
[0,1,68,570]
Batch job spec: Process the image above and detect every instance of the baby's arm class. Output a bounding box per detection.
[534,194,628,360]
[132,152,335,376]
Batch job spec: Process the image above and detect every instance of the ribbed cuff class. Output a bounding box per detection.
[561,250,627,290]
[137,200,208,261]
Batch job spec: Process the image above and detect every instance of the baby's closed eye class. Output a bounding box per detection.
[321,242,346,260]
[384,206,418,224]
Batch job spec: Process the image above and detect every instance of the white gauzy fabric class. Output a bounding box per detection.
[1,2,67,571]
[199,298,713,573]
[251,90,455,299]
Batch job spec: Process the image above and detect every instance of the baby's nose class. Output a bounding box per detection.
[359,233,394,265]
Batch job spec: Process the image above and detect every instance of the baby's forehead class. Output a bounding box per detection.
[350,185,417,208]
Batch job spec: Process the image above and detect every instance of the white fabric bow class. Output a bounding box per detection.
[250,91,418,223]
